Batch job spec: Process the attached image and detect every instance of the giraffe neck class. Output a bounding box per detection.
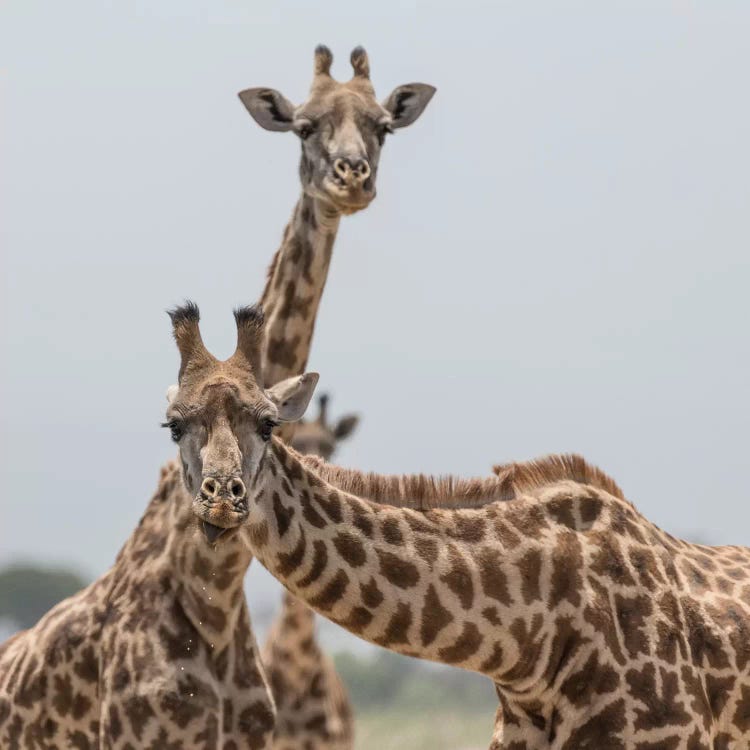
[263,591,322,693]
[243,441,587,688]
[157,465,254,652]
[259,192,341,389]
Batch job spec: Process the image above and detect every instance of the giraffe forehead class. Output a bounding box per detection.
[177,376,266,421]
[301,86,385,124]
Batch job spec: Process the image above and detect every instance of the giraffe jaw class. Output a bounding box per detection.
[316,179,375,214]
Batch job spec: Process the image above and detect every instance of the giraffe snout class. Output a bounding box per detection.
[200,476,247,504]
[195,475,248,545]
[332,157,371,187]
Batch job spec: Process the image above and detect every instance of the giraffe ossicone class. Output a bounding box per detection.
[169,302,750,749]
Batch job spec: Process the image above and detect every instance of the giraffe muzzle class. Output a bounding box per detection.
[195,475,249,544]
[332,157,371,188]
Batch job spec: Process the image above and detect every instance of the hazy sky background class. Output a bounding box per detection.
[1,1,749,646]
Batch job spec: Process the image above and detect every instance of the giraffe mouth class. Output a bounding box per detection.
[202,521,232,544]
[320,178,375,213]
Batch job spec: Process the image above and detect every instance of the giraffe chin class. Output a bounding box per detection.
[318,181,375,215]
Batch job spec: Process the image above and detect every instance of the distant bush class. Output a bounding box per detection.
[0,563,87,629]
[334,648,497,714]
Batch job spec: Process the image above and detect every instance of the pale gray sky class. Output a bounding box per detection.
[1,1,749,644]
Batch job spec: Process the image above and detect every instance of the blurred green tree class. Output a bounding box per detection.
[0,563,87,629]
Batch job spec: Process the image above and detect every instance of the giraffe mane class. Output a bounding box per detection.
[299,452,625,511]
[492,453,625,503]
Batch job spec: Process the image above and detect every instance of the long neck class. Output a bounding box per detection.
[259,192,341,389]
[263,590,322,693]
[243,442,585,691]
[127,463,255,652]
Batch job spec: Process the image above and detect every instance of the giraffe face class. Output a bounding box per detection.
[165,303,318,543]
[290,393,359,460]
[239,46,435,215]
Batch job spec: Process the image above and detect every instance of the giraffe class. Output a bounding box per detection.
[263,591,353,750]
[238,44,435,394]
[264,394,359,750]
[167,303,750,750]
[287,394,358,461]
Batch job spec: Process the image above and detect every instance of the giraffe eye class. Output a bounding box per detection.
[162,419,184,443]
[260,418,278,442]
[296,121,316,140]
[377,122,394,145]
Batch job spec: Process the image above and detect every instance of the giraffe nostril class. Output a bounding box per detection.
[333,158,350,178]
[229,478,246,500]
[354,160,370,179]
[200,477,218,499]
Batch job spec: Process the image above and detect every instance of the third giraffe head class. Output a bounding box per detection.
[290,393,359,461]
[239,45,435,214]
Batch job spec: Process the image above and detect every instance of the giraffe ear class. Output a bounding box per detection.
[333,414,359,441]
[238,88,295,132]
[166,384,179,405]
[267,373,320,422]
[382,84,436,129]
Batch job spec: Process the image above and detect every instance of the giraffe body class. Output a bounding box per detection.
[255,448,750,749]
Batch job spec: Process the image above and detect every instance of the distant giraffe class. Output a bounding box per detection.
[264,394,359,750]
[168,302,750,750]
[238,44,435,397]
[288,394,358,461]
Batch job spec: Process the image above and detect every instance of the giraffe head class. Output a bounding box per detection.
[238,45,435,214]
[164,302,318,543]
[290,393,359,460]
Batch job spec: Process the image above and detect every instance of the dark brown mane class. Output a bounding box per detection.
[299,452,624,511]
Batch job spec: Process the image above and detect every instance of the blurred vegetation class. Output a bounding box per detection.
[335,647,497,713]
[356,709,494,750]
[0,563,87,629]
[335,649,497,750]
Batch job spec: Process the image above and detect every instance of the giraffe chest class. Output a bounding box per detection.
[97,618,276,750]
